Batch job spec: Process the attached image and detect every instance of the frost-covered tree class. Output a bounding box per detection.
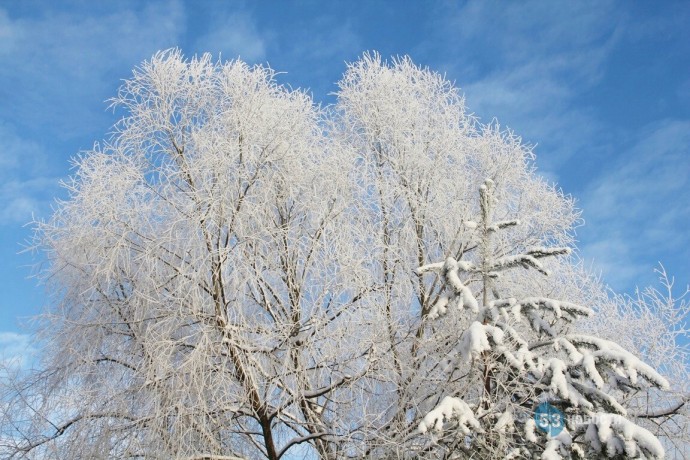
[582,269,690,457]
[332,53,582,458]
[414,180,670,459]
[0,50,373,460]
[0,51,684,460]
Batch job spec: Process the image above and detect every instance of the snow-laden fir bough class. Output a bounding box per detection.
[416,179,669,459]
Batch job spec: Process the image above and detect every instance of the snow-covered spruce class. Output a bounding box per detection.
[417,179,669,459]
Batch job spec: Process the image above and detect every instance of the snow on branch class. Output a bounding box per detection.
[569,381,627,415]
[427,295,449,320]
[418,396,481,435]
[527,310,556,337]
[494,409,514,433]
[415,261,445,275]
[444,258,479,313]
[497,328,538,372]
[486,246,571,276]
[457,321,504,362]
[487,219,520,232]
[563,335,670,390]
[416,257,475,275]
[419,257,478,317]
[455,321,538,373]
[517,297,593,321]
[578,413,665,459]
[526,247,571,258]
[485,297,591,337]
[541,431,573,460]
[488,254,548,275]
[542,358,593,408]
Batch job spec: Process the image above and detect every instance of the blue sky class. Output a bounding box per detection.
[1,0,688,361]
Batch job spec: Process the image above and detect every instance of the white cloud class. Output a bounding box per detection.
[426,1,621,177]
[0,8,21,54]
[21,1,185,77]
[578,119,690,290]
[0,122,61,225]
[448,0,618,67]
[268,17,362,100]
[194,11,266,62]
[0,331,36,368]
[0,1,186,139]
[290,18,360,62]
[0,122,46,175]
[0,2,187,225]
[0,177,60,225]
[424,4,688,292]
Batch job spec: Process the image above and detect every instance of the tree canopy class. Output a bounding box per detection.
[1,50,687,460]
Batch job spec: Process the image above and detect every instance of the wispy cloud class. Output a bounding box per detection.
[0,122,60,224]
[0,2,186,225]
[0,8,19,54]
[425,1,620,176]
[0,177,60,225]
[0,1,185,140]
[579,119,690,290]
[193,11,266,62]
[231,14,360,103]
[0,122,39,172]
[0,331,36,368]
[286,17,361,63]
[422,1,689,293]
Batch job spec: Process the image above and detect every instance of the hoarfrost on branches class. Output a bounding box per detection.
[415,180,672,459]
[0,50,685,460]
